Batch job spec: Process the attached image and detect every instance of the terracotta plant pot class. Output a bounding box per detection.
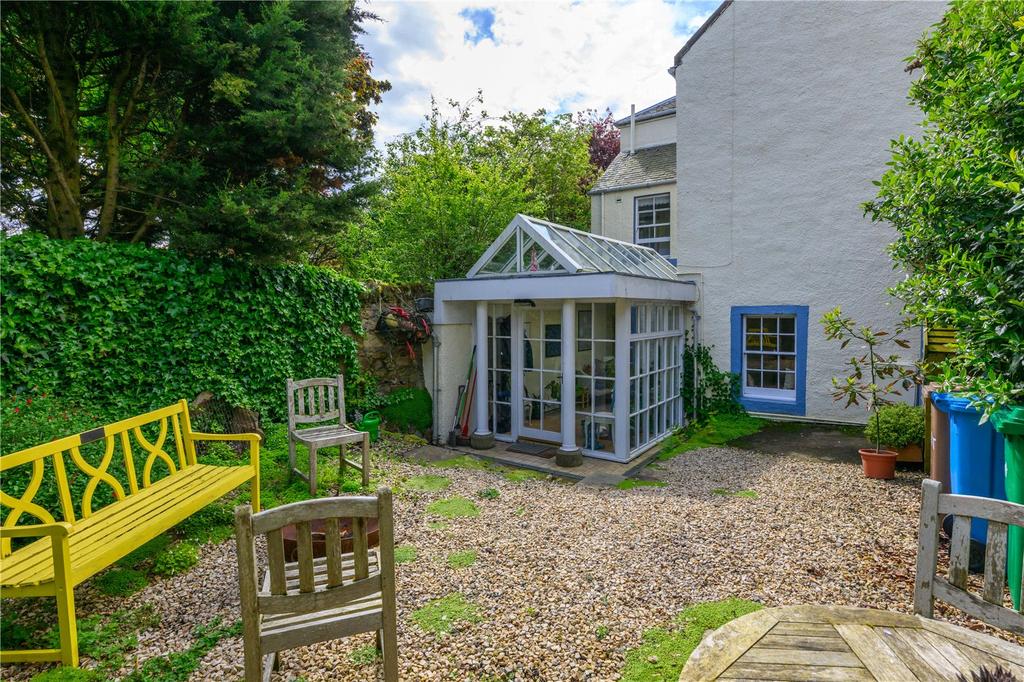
[859,448,898,479]
[896,442,923,464]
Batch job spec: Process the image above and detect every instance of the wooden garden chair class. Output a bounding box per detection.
[915,478,1024,636]
[287,376,369,495]
[234,490,399,682]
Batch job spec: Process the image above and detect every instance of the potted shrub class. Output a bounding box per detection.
[821,307,919,479]
[863,403,925,463]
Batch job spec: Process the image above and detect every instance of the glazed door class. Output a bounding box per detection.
[516,304,563,442]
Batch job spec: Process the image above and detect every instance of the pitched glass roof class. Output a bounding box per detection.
[468,215,678,280]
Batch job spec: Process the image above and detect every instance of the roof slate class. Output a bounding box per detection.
[589,143,676,194]
[613,96,676,126]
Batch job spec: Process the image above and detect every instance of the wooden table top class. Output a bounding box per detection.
[680,605,1024,681]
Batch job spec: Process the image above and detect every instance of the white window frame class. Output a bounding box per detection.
[741,314,797,402]
[633,193,671,256]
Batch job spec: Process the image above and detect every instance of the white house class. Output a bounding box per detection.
[425,0,947,466]
[589,0,946,423]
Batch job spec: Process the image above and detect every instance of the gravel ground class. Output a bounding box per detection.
[6,443,1021,681]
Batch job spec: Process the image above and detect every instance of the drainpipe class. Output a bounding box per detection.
[431,329,441,445]
[629,104,636,155]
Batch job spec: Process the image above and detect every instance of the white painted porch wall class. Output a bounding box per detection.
[674,0,946,422]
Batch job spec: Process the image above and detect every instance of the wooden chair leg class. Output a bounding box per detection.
[339,443,346,484]
[381,620,399,682]
[361,433,370,488]
[287,435,297,482]
[308,443,318,496]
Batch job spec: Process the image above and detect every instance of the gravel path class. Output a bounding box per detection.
[6,443,1020,680]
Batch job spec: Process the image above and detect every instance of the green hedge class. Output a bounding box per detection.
[1,234,362,422]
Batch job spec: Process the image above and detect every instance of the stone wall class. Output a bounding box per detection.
[357,282,430,394]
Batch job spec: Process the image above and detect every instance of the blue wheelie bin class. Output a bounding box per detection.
[938,393,1006,543]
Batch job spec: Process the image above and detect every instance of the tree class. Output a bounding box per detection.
[1,1,388,260]
[865,0,1024,411]
[352,96,602,282]
[358,98,542,282]
[588,111,621,172]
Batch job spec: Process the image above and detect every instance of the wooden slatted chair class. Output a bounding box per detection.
[915,479,1024,636]
[287,376,369,495]
[234,490,398,682]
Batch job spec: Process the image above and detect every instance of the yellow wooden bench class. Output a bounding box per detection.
[0,400,261,668]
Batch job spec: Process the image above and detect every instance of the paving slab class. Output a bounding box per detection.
[577,473,627,488]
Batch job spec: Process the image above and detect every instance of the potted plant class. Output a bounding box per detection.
[863,403,926,463]
[821,307,919,479]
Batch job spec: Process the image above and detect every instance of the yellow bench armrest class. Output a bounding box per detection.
[0,522,72,540]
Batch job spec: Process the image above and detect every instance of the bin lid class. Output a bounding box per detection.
[931,392,954,413]
[940,394,988,416]
[992,405,1024,436]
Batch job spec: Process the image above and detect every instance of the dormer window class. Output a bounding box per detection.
[634,193,670,256]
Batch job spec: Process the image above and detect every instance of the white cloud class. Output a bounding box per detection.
[360,0,719,144]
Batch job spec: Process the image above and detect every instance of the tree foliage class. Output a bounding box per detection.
[1,233,363,421]
[347,96,602,282]
[865,1,1024,410]
[1,1,388,261]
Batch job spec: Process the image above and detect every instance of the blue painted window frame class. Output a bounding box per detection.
[730,305,808,416]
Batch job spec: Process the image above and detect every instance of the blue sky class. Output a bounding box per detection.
[361,0,720,144]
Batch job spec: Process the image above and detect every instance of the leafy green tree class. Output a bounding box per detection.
[1,1,388,261]
[865,0,1024,410]
[354,96,599,282]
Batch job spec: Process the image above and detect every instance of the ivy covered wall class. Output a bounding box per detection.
[1,234,363,422]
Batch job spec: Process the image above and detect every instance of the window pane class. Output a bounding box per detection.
[779,355,795,371]
[593,303,616,339]
[762,335,778,351]
[654,209,670,224]
[763,355,778,371]
[654,194,669,209]
[779,335,795,353]
[746,317,763,333]
[576,377,592,412]
[781,372,796,390]
[763,372,779,389]
[594,341,615,377]
[746,354,762,370]
[594,379,614,414]
[577,304,592,339]
[745,334,760,351]
[763,317,778,334]
[637,210,654,227]
[653,242,670,256]
[779,317,795,334]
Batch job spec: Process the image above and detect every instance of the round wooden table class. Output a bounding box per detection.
[680,605,1024,681]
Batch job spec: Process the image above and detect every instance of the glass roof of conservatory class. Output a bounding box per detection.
[467,215,678,280]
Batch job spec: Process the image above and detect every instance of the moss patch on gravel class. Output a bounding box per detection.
[349,644,381,665]
[657,414,766,461]
[617,478,667,490]
[395,545,418,564]
[712,488,758,499]
[405,474,452,492]
[621,598,762,681]
[412,594,482,634]
[446,550,478,568]
[94,568,149,597]
[426,496,480,518]
[121,617,241,682]
[430,454,547,483]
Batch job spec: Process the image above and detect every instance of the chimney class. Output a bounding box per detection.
[629,104,636,155]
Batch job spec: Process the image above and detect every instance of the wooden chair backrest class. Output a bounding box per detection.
[235,490,394,619]
[287,376,346,428]
[915,479,1024,636]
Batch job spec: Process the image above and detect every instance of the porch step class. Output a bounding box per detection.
[577,473,627,488]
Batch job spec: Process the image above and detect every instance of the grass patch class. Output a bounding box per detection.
[477,487,500,500]
[94,568,149,597]
[657,414,765,461]
[426,497,479,519]
[711,488,758,499]
[426,520,448,530]
[617,478,667,490]
[152,542,200,578]
[404,474,452,492]
[117,535,172,570]
[349,644,380,666]
[446,550,477,569]
[394,545,418,564]
[621,598,762,681]
[502,468,547,482]
[30,668,102,682]
[411,594,482,635]
[44,606,160,677]
[175,504,234,545]
[122,617,241,682]
[431,454,546,483]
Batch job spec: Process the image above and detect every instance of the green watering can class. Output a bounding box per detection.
[355,411,381,443]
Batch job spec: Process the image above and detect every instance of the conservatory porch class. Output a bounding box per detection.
[431,215,697,465]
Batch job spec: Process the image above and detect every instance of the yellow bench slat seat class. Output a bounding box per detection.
[2,464,252,592]
[0,400,261,668]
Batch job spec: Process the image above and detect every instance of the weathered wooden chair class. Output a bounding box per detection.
[287,376,369,495]
[915,478,1024,636]
[234,490,399,682]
